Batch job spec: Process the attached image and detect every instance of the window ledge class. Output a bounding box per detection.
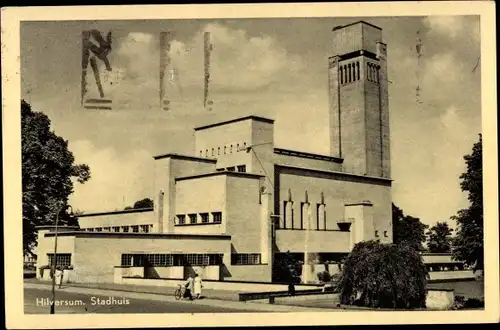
[175,222,222,226]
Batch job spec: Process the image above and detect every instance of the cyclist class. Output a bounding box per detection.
[184,275,194,300]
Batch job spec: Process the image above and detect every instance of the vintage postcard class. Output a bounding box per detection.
[2,2,499,328]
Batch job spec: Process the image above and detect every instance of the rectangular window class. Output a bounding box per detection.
[177,214,186,225]
[216,168,224,172]
[95,227,103,232]
[140,225,150,233]
[218,147,220,155]
[224,146,227,154]
[122,226,129,233]
[121,254,133,266]
[188,213,197,224]
[200,213,209,223]
[227,166,235,172]
[131,225,139,233]
[231,253,262,265]
[237,143,240,151]
[211,148,214,156]
[103,227,111,232]
[112,226,120,232]
[212,212,222,223]
[237,165,246,173]
[88,228,94,232]
[47,253,72,267]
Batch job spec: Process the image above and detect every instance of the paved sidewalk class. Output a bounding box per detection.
[25,278,240,301]
[24,281,337,313]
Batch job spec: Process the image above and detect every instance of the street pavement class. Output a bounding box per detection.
[24,282,336,314]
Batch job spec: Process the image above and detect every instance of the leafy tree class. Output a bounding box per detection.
[124,197,154,210]
[392,203,429,251]
[338,241,429,309]
[22,100,90,255]
[272,251,302,283]
[426,222,453,253]
[452,134,483,271]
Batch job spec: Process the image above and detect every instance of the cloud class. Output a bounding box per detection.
[423,16,480,41]
[68,140,154,212]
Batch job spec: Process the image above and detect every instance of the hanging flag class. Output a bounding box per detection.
[81,29,113,110]
[204,31,213,110]
[159,31,174,110]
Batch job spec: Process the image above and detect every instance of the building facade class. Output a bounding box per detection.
[35,21,393,284]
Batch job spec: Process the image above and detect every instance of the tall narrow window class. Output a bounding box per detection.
[177,214,186,225]
[224,146,227,154]
[230,145,233,153]
[218,147,220,155]
[376,66,380,83]
[348,63,352,82]
[343,65,348,84]
[339,66,343,84]
[188,214,197,224]
[367,63,371,81]
[356,62,360,80]
[237,143,240,151]
[200,150,203,157]
[205,149,208,157]
[211,148,214,156]
[237,165,246,173]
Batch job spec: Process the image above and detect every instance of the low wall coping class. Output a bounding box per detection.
[121,276,322,286]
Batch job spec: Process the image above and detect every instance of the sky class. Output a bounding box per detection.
[20,16,482,230]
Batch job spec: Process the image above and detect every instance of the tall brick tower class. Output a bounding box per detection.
[328,21,391,178]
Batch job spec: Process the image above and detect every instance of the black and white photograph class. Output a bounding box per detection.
[2,2,498,328]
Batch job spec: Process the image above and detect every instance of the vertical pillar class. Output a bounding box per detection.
[328,55,341,158]
[318,204,326,230]
[260,192,272,264]
[344,201,374,250]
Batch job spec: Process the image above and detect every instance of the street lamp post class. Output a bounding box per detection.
[50,204,73,314]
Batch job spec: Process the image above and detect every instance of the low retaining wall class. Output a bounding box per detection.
[249,293,340,305]
[120,277,320,292]
[429,270,475,281]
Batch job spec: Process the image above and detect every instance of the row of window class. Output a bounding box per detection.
[121,253,224,267]
[120,253,263,267]
[281,201,327,230]
[216,164,246,173]
[231,253,262,265]
[339,62,360,84]
[339,61,380,85]
[48,253,72,267]
[200,142,247,158]
[366,62,380,83]
[176,212,222,225]
[83,224,153,233]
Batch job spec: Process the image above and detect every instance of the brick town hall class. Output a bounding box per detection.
[35,21,393,284]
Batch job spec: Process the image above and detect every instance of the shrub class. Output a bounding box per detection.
[317,271,331,283]
[337,240,429,309]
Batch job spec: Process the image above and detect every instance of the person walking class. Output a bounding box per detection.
[55,268,63,289]
[193,273,203,299]
[184,275,194,300]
